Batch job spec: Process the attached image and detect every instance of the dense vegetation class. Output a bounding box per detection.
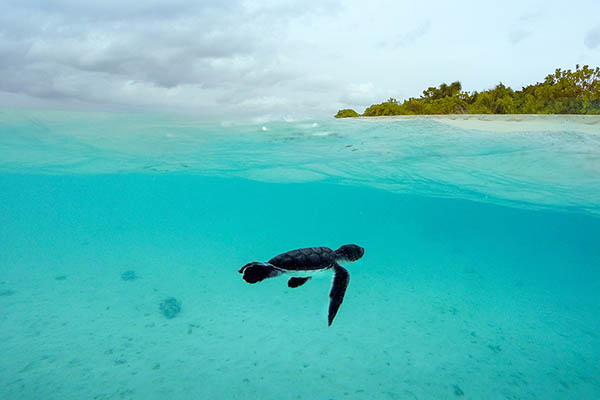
[335,65,600,117]
[335,109,361,118]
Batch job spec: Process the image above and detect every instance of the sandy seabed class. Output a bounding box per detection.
[0,175,598,400]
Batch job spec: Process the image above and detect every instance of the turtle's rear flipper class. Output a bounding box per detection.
[239,262,282,284]
[328,264,350,326]
[288,277,311,288]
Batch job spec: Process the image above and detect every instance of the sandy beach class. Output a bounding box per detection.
[355,114,600,134]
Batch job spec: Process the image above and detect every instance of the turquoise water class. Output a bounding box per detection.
[1,110,599,399]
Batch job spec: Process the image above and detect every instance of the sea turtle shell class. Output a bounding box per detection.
[268,247,335,271]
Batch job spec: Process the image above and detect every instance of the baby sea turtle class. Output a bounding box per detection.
[238,244,364,326]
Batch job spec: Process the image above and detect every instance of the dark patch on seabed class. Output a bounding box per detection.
[159,297,181,319]
[121,270,137,281]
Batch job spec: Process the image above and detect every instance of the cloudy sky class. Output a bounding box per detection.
[1,0,599,118]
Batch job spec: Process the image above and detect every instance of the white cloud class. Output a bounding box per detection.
[509,29,532,45]
[585,26,600,49]
[0,0,599,118]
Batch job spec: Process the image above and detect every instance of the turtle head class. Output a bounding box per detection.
[335,244,364,263]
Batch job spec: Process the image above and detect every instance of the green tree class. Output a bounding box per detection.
[334,65,600,117]
[335,109,360,118]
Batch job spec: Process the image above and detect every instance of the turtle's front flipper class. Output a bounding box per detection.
[288,277,311,288]
[239,262,282,284]
[328,264,350,326]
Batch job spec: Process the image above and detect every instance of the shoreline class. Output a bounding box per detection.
[350,114,600,133]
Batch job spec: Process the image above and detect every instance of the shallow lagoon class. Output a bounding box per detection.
[0,110,599,399]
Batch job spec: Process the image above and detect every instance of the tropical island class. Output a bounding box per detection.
[335,65,600,117]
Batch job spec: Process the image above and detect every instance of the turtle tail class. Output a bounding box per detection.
[238,262,282,284]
